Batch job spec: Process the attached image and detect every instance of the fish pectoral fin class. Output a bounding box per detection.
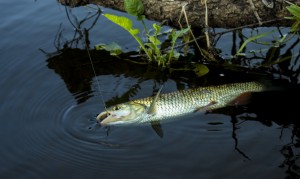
[151,121,164,138]
[227,92,252,106]
[194,101,217,112]
[147,85,164,115]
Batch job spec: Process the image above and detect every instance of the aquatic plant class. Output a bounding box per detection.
[94,0,300,76]
[234,30,274,57]
[97,0,190,67]
[285,3,300,33]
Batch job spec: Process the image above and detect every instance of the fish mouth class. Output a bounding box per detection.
[96,111,122,126]
[96,111,108,121]
[96,111,110,125]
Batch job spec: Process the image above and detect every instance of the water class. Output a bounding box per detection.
[1,1,300,178]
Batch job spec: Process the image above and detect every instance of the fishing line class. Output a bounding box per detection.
[81,29,107,110]
[63,3,106,109]
[83,35,107,110]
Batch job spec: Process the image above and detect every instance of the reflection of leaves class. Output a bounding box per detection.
[235,30,273,56]
[261,47,293,69]
[169,63,209,77]
[169,66,189,74]
[280,141,300,177]
[127,84,142,98]
[105,84,142,107]
[239,115,257,121]
[192,63,209,77]
[207,122,223,125]
[263,47,280,66]
[278,49,293,72]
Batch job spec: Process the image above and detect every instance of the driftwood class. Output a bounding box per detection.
[58,0,300,28]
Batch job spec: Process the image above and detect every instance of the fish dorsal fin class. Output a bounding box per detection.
[151,121,164,138]
[147,85,163,115]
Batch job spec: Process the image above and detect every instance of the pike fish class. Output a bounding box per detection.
[97,81,265,131]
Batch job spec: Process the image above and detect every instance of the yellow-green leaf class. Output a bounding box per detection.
[104,14,133,32]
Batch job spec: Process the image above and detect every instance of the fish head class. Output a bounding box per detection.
[96,101,146,126]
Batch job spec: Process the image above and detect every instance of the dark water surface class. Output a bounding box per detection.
[1,1,300,179]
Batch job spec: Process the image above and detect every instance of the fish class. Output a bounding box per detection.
[96,81,266,137]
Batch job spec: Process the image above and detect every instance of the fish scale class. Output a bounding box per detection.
[133,81,265,123]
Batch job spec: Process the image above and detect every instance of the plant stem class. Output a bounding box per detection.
[132,35,153,61]
[141,19,149,35]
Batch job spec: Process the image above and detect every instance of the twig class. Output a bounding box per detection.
[171,18,284,50]
[201,0,211,48]
[178,3,202,52]
[248,0,262,26]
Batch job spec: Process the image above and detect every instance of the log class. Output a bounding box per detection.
[58,0,300,29]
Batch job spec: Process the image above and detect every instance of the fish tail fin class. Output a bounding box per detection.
[257,78,287,91]
[228,79,289,106]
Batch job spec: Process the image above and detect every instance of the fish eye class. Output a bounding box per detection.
[113,106,121,110]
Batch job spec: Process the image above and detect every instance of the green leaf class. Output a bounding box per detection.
[104,14,139,35]
[124,0,144,16]
[136,15,145,21]
[145,42,156,50]
[103,13,153,61]
[129,29,140,35]
[286,5,300,19]
[153,23,161,34]
[291,21,300,32]
[172,26,190,43]
[149,36,161,46]
[192,63,209,77]
[95,42,123,56]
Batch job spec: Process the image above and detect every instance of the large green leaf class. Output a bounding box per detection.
[104,14,139,35]
[124,0,144,16]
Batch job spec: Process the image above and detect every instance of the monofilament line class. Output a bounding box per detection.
[81,29,107,110]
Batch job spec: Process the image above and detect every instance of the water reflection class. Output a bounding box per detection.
[42,4,300,178]
[5,0,300,178]
[45,37,300,166]
[280,134,300,177]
